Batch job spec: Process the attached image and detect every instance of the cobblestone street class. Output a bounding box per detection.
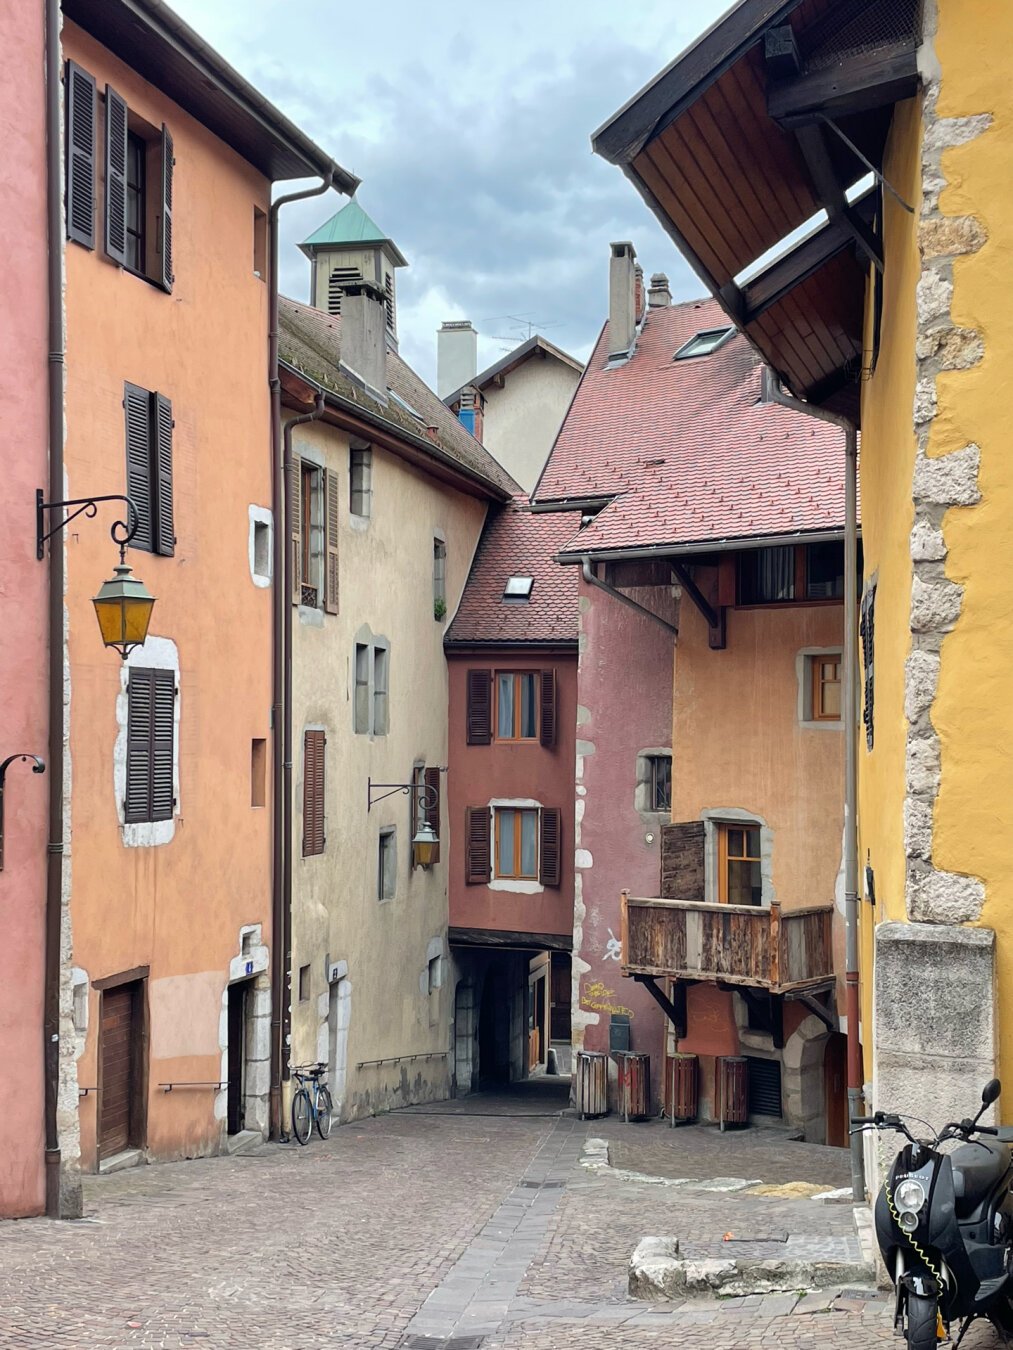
[0,1085,1005,1349]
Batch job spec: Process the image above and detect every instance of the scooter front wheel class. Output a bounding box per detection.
[906,1292,939,1350]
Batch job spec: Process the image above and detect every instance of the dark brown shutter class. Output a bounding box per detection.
[159,124,174,291]
[125,668,153,822]
[539,807,562,887]
[66,62,96,248]
[660,821,706,901]
[153,394,174,556]
[466,669,492,745]
[539,668,557,748]
[151,669,175,820]
[302,729,325,856]
[289,456,302,603]
[465,806,490,884]
[104,85,129,265]
[425,767,441,864]
[124,383,153,552]
[324,468,339,614]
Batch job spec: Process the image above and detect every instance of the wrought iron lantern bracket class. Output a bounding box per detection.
[0,754,46,872]
[37,490,139,562]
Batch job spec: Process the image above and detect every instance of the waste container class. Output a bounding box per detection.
[717,1054,748,1130]
[615,1052,651,1122]
[575,1050,608,1119]
[664,1052,698,1125]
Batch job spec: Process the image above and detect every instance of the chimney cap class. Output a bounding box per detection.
[440,320,476,332]
[341,278,385,302]
[610,240,636,258]
[650,272,670,286]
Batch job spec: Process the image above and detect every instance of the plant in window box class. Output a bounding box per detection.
[433,596,447,622]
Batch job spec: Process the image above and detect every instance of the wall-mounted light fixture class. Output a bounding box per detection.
[36,491,156,659]
[0,754,46,872]
[367,773,443,866]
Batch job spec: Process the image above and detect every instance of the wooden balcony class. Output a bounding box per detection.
[620,891,835,994]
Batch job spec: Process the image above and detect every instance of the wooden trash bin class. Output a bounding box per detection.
[575,1050,608,1119]
[615,1052,650,1122]
[717,1054,748,1131]
[665,1052,698,1125]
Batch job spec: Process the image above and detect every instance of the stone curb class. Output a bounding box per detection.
[628,1236,876,1301]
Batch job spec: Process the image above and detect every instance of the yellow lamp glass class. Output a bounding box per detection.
[412,820,439,867]
[92,563,155,658]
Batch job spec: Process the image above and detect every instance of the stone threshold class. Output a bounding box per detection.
[629,1235,876,1300]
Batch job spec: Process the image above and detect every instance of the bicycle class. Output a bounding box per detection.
[291,1063,333,1144]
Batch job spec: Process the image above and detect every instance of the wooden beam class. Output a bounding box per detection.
[794,124,882,271]
[768,44,919,125]
[633,974,687,1039]
[671,561,719,630]
[789,989,837,1031]
[448,926,571,952]
[763,24,800,78]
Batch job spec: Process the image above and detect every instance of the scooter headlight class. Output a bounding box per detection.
[898,1209,920,1233]
[894,1178,926,1214]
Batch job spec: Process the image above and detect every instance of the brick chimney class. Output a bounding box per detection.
[340,280,386,401]
[634,263,645,323]
[437,320,478,399]
[608,241,637,360]
[648,273,672,307]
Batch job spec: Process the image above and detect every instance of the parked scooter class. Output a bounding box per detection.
[852,1080,1013,1348]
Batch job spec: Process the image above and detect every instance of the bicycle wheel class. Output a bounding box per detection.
[315,1086,333,1139]
[291,1088,313,1145]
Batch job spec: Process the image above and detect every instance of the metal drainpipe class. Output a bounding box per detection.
[760,368,864,1202]
[43,0,67,1220]
[267,175,333,1139]
[580,557,678,635]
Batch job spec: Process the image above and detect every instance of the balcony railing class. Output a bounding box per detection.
[620,891,835,993]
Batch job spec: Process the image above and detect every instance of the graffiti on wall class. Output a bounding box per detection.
[581,979,634,1018]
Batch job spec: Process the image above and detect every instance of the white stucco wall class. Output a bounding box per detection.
[287,413,488,1121]
[481,357,581,493]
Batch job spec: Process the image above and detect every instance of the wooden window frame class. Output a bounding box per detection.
[810,654,842,722]
[735,543,845,610]
[494,671,538,743]
[494,807,539,881]
[716,822,762,906]
[648,754,672,812]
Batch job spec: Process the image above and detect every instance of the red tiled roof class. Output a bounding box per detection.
[445,498,582,646]
[533,297,850,556]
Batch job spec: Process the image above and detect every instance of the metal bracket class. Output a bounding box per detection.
[367,771,445,813]
[36,490,139,562]
[0,753,46,872]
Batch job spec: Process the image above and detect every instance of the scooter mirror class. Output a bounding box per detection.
[983,1078,1002,1107]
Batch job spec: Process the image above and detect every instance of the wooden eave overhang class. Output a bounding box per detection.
[63,0,359,187]
[592,0,922,426]
[555,524,850,566]
[280,364,512,503]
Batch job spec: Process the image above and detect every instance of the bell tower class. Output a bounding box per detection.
[299,199,408,350]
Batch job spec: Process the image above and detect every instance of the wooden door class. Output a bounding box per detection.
[227,981,248,1135]
[99,984,138,1159]
[824,1033,849,1148]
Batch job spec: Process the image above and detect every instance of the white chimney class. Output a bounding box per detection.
[648,273,672,307]
[437,320,478,399]
[340,280,387,401]
[609,241,637,359]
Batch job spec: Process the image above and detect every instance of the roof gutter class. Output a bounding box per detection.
[558,526,850,566]
[761,367,864,1202]
[581,557,677,636]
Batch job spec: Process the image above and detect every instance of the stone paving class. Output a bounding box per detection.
[0,1082,1006,1348]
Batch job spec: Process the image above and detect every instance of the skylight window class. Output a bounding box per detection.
[503,576,534,603]
[673,327,734,360]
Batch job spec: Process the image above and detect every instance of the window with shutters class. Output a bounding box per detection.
[290,456,338,611]
[352,640,390,736]
[383,271,396,337]
[861,582,876,750]
[465,805,562,888]
[350,447,372,518]
[467,669,557,747]
[102,84,174,290]
[66,62,97,249]
[124,383,174,556]
[302,729,326,857]
[125,667,176,823]
[495,808,538,879]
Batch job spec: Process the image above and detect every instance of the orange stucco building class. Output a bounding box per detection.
[57,0,353,1176]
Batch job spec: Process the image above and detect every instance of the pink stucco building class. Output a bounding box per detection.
[0,0,51,1216]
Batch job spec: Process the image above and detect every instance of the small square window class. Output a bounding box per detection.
[647,755,672,812]
[503,575,533,603]
[808,653,843,721]
[378,829,397,900]
[673,327,734,360]
[253,206,267,279]
[253,520,271,580]
[251,738,266,808]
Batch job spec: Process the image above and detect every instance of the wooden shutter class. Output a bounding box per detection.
[539,668,557,748]
[324,468,339,614]
[302,729,325,856]
[151,669,176,821]
[125,669,153,822]
[861,583,876,751]
[539,807,562,887]
[464,807,490,884]
[153,394,174,556]
[289,457,302,603]
[425,767,441,864]
[124,383,153,552]
[104,85,129,265]
[66,62,96,248]
[159,124,174,291]
[466,669,492,745]
[660,821,706,901]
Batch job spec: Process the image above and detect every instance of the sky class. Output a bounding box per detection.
[172,0,731,388]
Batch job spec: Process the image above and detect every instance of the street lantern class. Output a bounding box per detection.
[412,818,439,867]
[92,561,156,660]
